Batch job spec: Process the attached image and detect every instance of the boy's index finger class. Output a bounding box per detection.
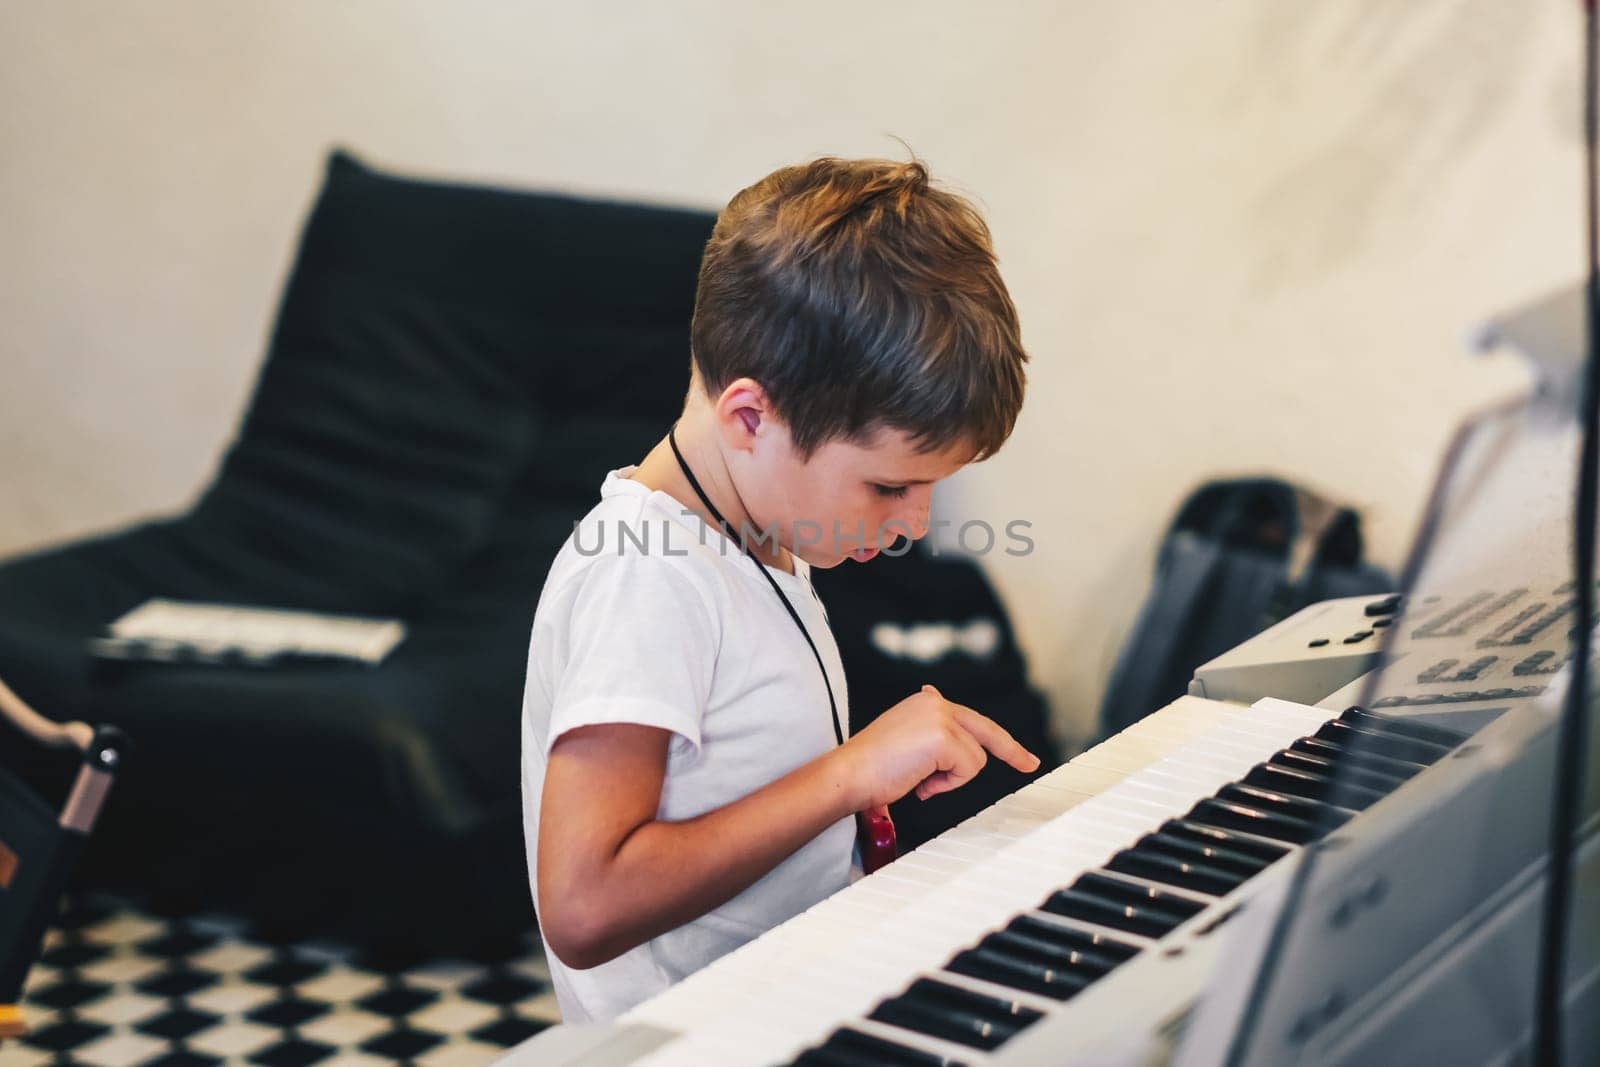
[950,704,1041,773]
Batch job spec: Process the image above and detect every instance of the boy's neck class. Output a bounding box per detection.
[631,424,795,575]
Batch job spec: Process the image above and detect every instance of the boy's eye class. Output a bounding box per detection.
[871,484,910,499]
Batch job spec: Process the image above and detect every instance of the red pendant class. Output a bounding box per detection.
[856,806,898,874]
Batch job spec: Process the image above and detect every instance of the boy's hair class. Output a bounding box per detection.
[690,156,1027,462]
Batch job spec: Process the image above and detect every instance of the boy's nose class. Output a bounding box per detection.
[900,497,931,540]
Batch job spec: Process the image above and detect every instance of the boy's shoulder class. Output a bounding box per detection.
[539,468,734,615]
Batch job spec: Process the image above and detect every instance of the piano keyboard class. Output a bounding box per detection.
[619,696,1467,1067]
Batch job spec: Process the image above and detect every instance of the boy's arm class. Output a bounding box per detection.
[537,685,1038,970]
[537,722,857,970]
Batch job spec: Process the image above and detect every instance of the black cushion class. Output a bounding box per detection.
[0,151,716,950]
[186,152,712,613]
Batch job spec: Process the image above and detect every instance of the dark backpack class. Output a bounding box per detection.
[1097,478,1392,739]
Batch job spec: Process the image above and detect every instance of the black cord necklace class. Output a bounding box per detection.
[667,427,845,747]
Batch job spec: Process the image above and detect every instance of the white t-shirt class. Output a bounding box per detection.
[520,467,857,1023]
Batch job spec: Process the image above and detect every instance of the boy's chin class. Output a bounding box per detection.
[799,546,879,568]
[829,547,880,566]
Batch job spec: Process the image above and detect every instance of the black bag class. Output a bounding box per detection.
[1097,478,1392,739]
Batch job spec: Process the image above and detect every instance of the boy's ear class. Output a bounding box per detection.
[713,377,776,451]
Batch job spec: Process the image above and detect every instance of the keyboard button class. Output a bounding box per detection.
[1364,595,1402,616]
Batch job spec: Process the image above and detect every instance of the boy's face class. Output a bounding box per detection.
[736,420,973,568]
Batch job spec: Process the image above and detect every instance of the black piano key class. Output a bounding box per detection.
[1290,736,1426,778]
[1040,888,1179,938]
[1189,797,1321,844]
[812,1027,961,1066]
[1074,871,1209,919]
[1338,707,1467,747]
[790,703,1478,1067]
[1274,748,1412,794]
[868,979,1041,1051]
[1242,762,1384,811]
[983,929,1120,975]
[1005,915,1141,962]
[1315,720,1452,765]
[947,946,1092,1000]
[1161,818,1290,863]
[1107,847,1244,896]
[1215,783,1354,829]
[868,996,1012,1051]
[793,1048,891,1067]
[1260,760,1388,810]
[1142,830,1272,878]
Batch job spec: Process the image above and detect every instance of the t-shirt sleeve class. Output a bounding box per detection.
[545,552,720,759]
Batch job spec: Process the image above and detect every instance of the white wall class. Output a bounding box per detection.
[0,1,1570,749]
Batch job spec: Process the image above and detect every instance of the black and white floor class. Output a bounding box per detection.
[1,896,561,1066]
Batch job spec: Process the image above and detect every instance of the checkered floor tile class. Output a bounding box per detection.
[1,896,560,1066]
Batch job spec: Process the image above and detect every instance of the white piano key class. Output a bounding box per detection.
[1021,783,1101,812]
[1064,794,1174,825]
[1140,761,1248,798]
[912,836,1013,865]
[1049,796,1170,833]
[1114,775,1219,810]
[1162,736,1275,773]
[1000,789,1082,818]
[1207,720,1307,751]
[1039,761,1131,793]
[1123,716,1221,745]
[889,849,976,881]
[999,828,1126,867]
[829,889,907,917]
[625,697,1348,1064]
[1084,730,1188,763]
[857,870,940,908]
[1067,746,1156,775]
[1247,699,1336,732]
[969,808,1056,839]
[840,878,923,910]
[866,860,951,890]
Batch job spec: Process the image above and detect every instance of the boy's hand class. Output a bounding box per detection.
[840,684,1042,809]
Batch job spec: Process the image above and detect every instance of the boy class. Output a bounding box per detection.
[521,156,1036,1023]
